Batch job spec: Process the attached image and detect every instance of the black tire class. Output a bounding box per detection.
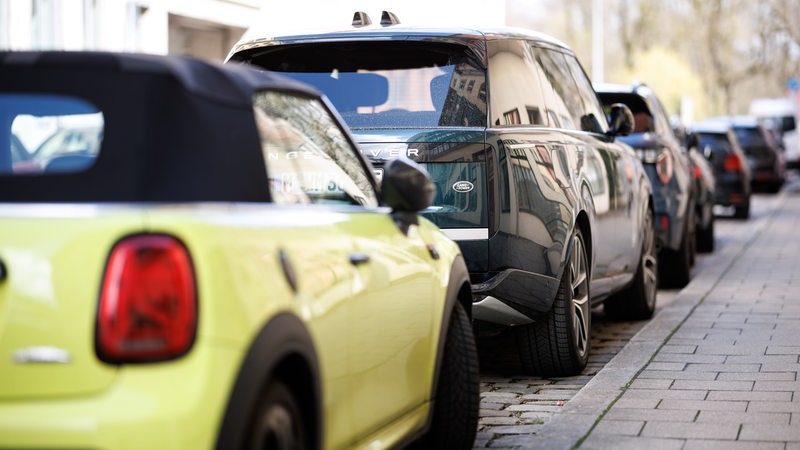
[734,200,750,219]
[514,227,590,377]
[247,380,307,450]
[604,208,658,320]
[413,301,479,449]
[658,216,692,289]
[696,214,715,253]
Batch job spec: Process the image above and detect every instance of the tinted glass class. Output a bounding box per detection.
[733,126,767,148]
[422,160,488,228]
[561,54,607,133]
[533,48,584,130]
[486,40,549,127]
[253,91,378,207]
[597,92,653,133]
[696,132,734,171]
[696,133,732,154]
[244,42,487,128]
[362,140,489,229]
[1,94,103,175]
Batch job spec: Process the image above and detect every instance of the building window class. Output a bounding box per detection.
[503,108,521,125]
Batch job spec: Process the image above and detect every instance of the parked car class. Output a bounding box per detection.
[686,143,716,252]
[227,13,657,376]
[749,97,798,169]
[0,50,480,450]
[707,115,785,193]
[595,82,703,287]
[671,116,716,252]
[688,120,752,219]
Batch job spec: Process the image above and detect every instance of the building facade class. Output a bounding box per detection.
[0,0,262,62]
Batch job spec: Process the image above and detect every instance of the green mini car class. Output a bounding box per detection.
[0,51,478,449]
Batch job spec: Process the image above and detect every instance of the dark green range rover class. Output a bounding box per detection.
[227,12,656,376]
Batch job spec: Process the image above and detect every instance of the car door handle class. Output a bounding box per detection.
[349,252,370,265]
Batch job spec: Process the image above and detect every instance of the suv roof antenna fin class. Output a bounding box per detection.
[380,11,400,26]
[352,11,372,27]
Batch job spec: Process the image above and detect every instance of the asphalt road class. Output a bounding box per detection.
[472,174,794,448]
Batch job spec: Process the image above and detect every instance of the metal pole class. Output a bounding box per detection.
[592,0,604,82]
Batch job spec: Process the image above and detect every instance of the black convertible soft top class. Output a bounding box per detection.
[0,51,323,203]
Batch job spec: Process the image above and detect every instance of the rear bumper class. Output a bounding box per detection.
[471,268,560,325]
[714,177,750,208]
[0,342,239,450]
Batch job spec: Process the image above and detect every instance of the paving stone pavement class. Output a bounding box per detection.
[475,181,800,449]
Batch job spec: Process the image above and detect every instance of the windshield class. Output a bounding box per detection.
[242,41,487,129]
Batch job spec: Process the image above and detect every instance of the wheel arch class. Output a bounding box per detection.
[434,254,472,383]
[575,209,593,281]
[214,312,322,450]
[398,254,473,448]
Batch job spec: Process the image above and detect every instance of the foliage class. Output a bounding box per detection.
[506,0,800,121]
[607,47,709,122]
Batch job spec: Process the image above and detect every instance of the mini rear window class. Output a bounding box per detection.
[1,94,103,175]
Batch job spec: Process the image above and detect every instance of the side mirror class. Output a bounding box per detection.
[607,103,634,137]
[380,156,434,213]
[703,145,714,160]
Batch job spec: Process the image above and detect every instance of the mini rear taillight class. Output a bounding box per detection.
[724,154,743,172]
[97,234,197,363]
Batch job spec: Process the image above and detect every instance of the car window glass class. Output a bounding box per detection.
[560,54,607,133]
[252,91,378,207]
[696,133,732,161]
[646,95,674,137]
[1,93,103,175]
[530,48,578,130]
[247,42,487,128]
[487,40,549,127]
[532,48,585,130]
[733,126,767,148]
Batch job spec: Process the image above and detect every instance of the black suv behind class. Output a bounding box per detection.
[227,13,656,376]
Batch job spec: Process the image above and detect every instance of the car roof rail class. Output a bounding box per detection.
[380,10,400,26]
[352,11,372,27]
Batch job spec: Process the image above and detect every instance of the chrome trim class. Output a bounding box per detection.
[441,228,488,240]
[12,346,72,364]
[472,296,533,326]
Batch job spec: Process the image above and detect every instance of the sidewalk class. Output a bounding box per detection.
[525,185,800,449]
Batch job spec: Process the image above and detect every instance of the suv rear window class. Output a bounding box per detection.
[2,94,103,175]
[697,133,733,155]
[239,41,487,128]
[733,126,767,148]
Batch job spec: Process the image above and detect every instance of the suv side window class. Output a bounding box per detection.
[252,91,379,207]
[561,54,608,134]
[486,40,549,127]
[533,47,584,130]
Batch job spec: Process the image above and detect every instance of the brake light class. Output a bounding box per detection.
[656,150,673,185]
[97,234,197,363]
[724,154,742,172]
